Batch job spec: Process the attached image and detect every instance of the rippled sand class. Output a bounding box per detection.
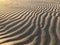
[0,1,60,45]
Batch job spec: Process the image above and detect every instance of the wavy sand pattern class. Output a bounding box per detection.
[0,1,60,45]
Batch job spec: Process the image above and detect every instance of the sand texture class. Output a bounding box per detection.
[0,1,60,45]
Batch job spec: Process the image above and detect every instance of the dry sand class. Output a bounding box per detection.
[0,1,60,45]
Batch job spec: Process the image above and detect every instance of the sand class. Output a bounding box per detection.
[0,1,60,45]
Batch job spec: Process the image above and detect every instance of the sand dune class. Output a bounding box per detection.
[0,2,60,45]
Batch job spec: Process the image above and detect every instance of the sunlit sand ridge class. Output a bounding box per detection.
[0,0,60,45]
